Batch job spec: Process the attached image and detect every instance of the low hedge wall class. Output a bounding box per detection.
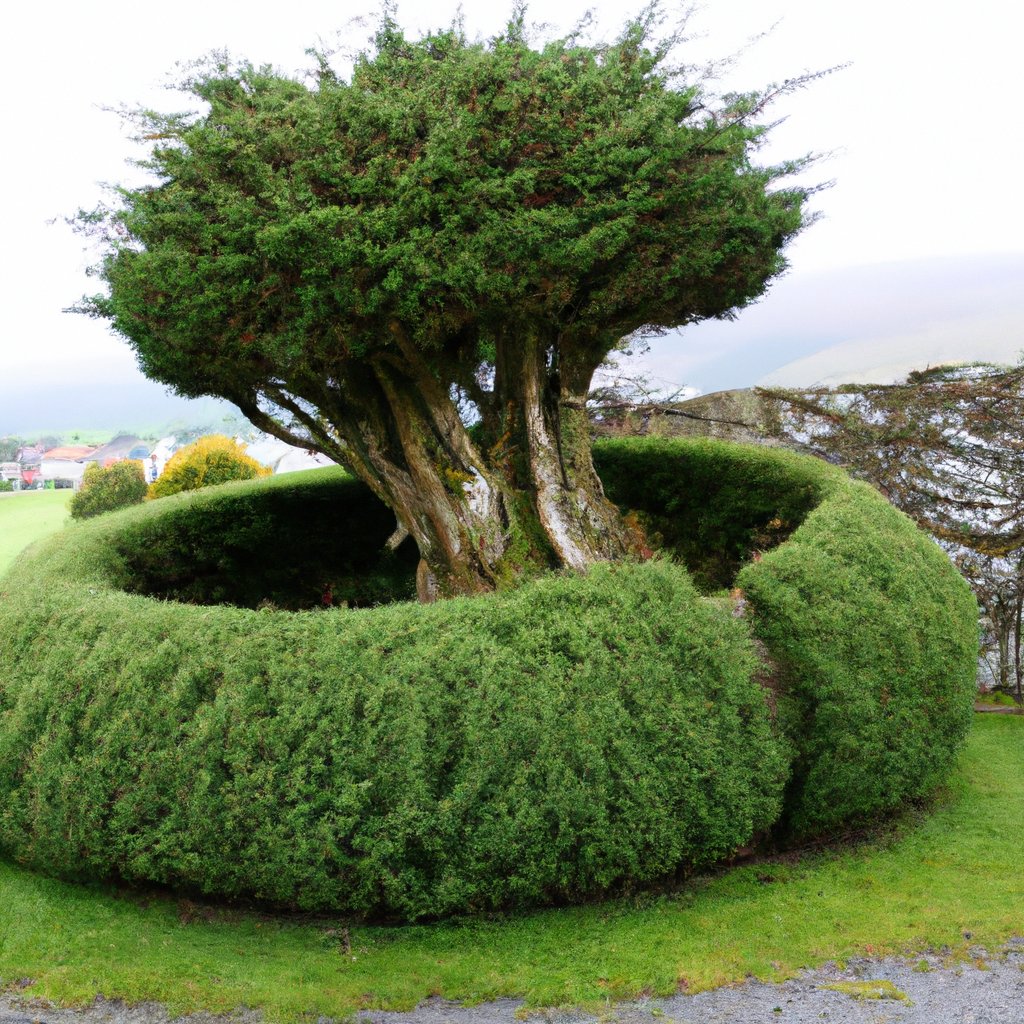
[0,439,978,918]
[596,439,979,837]
[105,468,418,609]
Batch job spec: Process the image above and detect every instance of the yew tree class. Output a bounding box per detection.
[78,12,812,599]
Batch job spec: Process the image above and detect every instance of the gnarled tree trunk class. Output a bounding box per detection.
[493,335,638,571]
[238,329,640,602]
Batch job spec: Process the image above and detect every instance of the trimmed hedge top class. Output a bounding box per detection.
[0,439,978,919]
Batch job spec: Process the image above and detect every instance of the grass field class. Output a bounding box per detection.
[0,717,1019,1020]
[0,490,72,577]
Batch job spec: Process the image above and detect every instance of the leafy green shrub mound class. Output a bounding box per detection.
[736,484,978,835]
[596,438,978,837]
[0,440,977,917]
[69,460,148,520]
[112,468,417,609]
[0,555,783,918]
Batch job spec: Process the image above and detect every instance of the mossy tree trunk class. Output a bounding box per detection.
[491,334,638,572]
[239,328,637,601]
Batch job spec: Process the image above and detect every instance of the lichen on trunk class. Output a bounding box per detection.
[236,330,640,602]
[495,335,638,571]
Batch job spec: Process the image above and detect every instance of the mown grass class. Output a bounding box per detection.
[0,490,72,577]
[977,690,1021,708]
[1,716,1020,1021]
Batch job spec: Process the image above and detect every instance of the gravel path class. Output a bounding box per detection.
[3,941,1023,1024]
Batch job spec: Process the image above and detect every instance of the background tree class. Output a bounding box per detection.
[0,437,25,463]
[76,10,816,599]
[69,460,148,519]
[148,435,270,499]
[759,363,1024,702]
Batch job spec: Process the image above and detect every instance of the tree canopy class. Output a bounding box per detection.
[77,10,814,598]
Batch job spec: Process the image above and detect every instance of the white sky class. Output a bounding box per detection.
[1,0,1022,430]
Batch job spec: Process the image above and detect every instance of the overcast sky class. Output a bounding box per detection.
[1,0,1021,434]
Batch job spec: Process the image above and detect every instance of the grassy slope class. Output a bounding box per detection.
[0,491,72,577]
[0,716,1019,1020]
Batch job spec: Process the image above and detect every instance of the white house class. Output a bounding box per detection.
[244,435,335,475]
[40,445,96,487]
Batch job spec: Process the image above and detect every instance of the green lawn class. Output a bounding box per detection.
[0,490,72,577]
[0,717,1020,1021]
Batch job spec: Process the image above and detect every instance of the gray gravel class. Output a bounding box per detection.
[3,941,1023,1024]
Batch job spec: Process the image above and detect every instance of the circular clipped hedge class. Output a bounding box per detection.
[0,439,978,919]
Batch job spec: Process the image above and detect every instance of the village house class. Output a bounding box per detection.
[39,445,96,487]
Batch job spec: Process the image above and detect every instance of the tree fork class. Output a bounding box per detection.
[365,361,510,600]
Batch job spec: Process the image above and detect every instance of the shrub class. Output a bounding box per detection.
[0,439,978,918]
[596,438,978,837]
[69,460,148,520]
[148,435,269,499]
[0,545,784,918]
[736,484,979,836]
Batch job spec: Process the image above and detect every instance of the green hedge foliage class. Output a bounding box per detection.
[0,440,978,918]
[736,484,979,835]
[69,460,148,520]
[595,438,826,591]
[596,438,979,837]
[112,468,417,609]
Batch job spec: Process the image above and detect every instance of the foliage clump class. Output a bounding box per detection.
[596,438,978,838]
[69,460,148,520]
[0,536,784,919]
[148,435,269,499]
[737,484,978,836]
[0,440,978,917]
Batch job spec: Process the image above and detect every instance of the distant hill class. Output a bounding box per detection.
[759,311,1022,387]
[0,379,237,438]
[642,252,1024,393]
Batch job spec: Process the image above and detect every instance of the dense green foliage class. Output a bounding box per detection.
[119,468,417,609]
[82,20,806,394]
[0,553,782,918]
[595,438,827,591]
[73,12,813,595]
[598,439,978,836]
[69,460,148,520]
[737,485,980,835]
[0,440,977,917]
[148,435,270,499]
[1,717,1020,1019]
